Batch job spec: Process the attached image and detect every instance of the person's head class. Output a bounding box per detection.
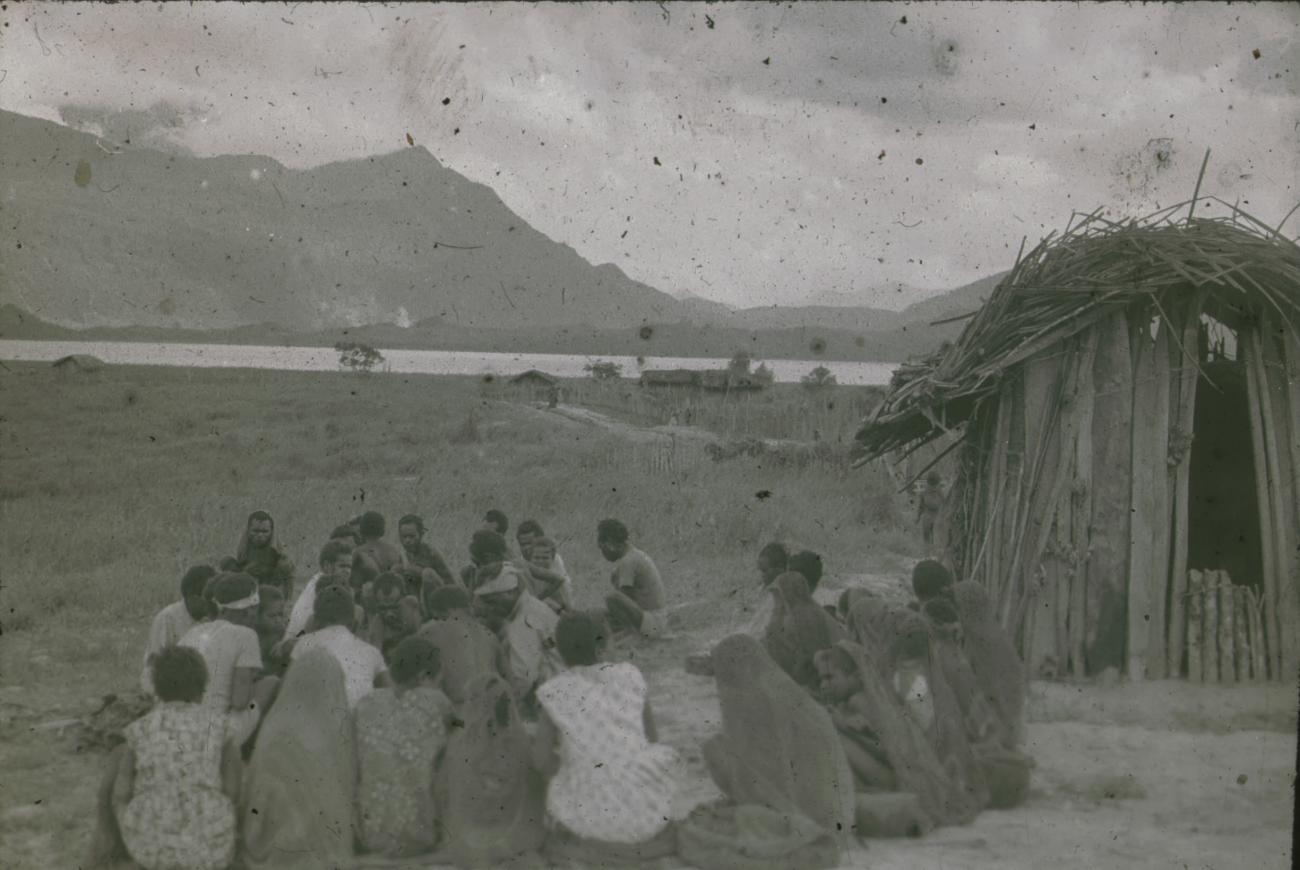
[816,646,861,704]
[555,611,606,667]
[256,585,287,636]
[483,509,509,536]
[397,515,425,553]
[370,572,406,610]
[529,536,556,569]
[389,635,443,690]
[911,560,953,603]
[468,529,508,567]
[515,519,544,557]
[180,565,217,620]
[151,645,208,704]
[359,511,386,542]
[245,510,274,549]
[757,542,789,586]
[329,524,362,547]
[428,586,472,620]
[313,584,356,630]
[319,540,355,585]
[926,471,942,489]
[788,550,824,592]
[596,518,630,561]
[922,596,961,630]
[209,572,260,627]
[472,563,524,629]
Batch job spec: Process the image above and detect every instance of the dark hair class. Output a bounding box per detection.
[359,511,386,539]
[314,585,356,628]
[390,636,442,687]
[911,560,953,602]
[758,542,789,569]
[516,519,544,539]
[597,518,629,544]
[329,525,362,545]
[152,645,208,703]
[788,550,824,592]
[209,572,258,607]
[484,509,509,534]
[372,572,405,599]
[180,565,216,598]
[555,611,606,667]
[428,586,471,616]
[247,509,273,527]
[923,596,960,626]
[397,514,425,534]
[319,539,354,569]
[257,584,284,609]
[469,529,508,564]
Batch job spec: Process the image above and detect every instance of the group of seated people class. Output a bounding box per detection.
[93,506,1031,870]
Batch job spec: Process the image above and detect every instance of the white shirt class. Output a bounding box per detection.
[179,619,262,714]
[285,573,322,641]
[291,624,387,709]
[502,592,563,693]
[140,601,197,693]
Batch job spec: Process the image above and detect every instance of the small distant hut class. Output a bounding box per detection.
[640,369,700,389]
[854,200,1300,684]
[52,354,105,375]
[700,370,765,392]
[509,369,560,403]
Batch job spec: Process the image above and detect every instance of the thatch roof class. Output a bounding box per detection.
[52,354,105,371]
[855,198,1300,464]
[509,369,558,386]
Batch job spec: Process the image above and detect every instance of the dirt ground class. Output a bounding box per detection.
[3,572,1292,870]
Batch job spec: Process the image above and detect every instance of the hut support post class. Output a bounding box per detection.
[1187,570,1204,682]
[1165,294,1204,678]
[1243,330,1282,679]
[1069,331,1098,679]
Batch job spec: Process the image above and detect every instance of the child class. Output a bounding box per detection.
[140,565,216,694]
[528,535,574,612]
[284,540,354,643]
[354,636,455,857]
[815,645,898,792]
[114,646,255,870]
[363,572,423,661]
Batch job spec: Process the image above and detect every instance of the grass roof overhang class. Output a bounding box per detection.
[854,197,1300,467]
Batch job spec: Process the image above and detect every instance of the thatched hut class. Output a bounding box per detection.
[52,354,105,374]
[855,201,1300,683]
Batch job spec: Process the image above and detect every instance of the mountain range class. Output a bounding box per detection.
[0,109,999,361]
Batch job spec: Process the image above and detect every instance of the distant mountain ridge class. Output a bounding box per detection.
[0,109,1001,361]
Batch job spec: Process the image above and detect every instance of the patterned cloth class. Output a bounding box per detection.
[354,686,454,856]
[536,663,681,845]
[116,702,239,870]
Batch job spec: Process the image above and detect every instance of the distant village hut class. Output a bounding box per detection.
[639,369,701,389]
[52,354,105,376]
[509,369,561,403]
[854,201,1300,684]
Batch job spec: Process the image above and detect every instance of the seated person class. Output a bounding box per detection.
[355,511,404,575]
[235,511,295,599]
[526,535,574,612]
[362,572,423,661]
[461,529,514,592]
[764,572,846,691]
[255,585,290,678]
[788,550,826,594]
[140,565,215,694]
[483,508,512,549]
[418,587,503,705]
[473,563,563,702]
[597,519,667,638]
[354,636,455,858]
[178,573,279,739]
[910,560,955,611]
[291,585,390,709]
[284,540,355,643]
[111,646,255,870]
[534,613,681,863]
[685,542,788,677]
[952,581,1026,750]
[397,513,456,591]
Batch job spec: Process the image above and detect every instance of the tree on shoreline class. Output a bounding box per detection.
[336,341,384,373]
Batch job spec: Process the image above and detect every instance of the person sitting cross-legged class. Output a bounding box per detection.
[473,562,563,703]
[597,519,667,640]
[526,534,574,613]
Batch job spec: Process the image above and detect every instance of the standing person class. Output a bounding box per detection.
[597,519,667,639]
[418,587,503,705]
[140,565,215,694]
[283,540,354,642]
[473,563,563,700]
[916,473,946,548]
[952,581,1026,749]
[355,511,403,577]
[178,573,278,737]
[353,636,455,858]
[242,651,356,870]
[235,510,295,598]
[291,585,390,709]
[397,514,456,587]
[534,613,681,864]
[112,647,253,870]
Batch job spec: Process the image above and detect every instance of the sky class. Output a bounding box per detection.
[2,2,1297,310]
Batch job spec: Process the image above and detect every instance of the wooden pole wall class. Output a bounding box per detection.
[1165,295,1204,678]
[1258,321,1299,681]
[1070,331,1098,680]
[1243,329,1281,679]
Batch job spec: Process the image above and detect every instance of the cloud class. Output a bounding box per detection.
[1,1,1296,310]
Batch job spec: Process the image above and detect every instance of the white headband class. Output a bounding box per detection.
[222,590,261,610]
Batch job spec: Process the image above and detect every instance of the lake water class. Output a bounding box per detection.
[0,339,898,386]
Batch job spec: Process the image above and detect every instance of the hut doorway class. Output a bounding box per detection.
[1186,345,1263,594]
